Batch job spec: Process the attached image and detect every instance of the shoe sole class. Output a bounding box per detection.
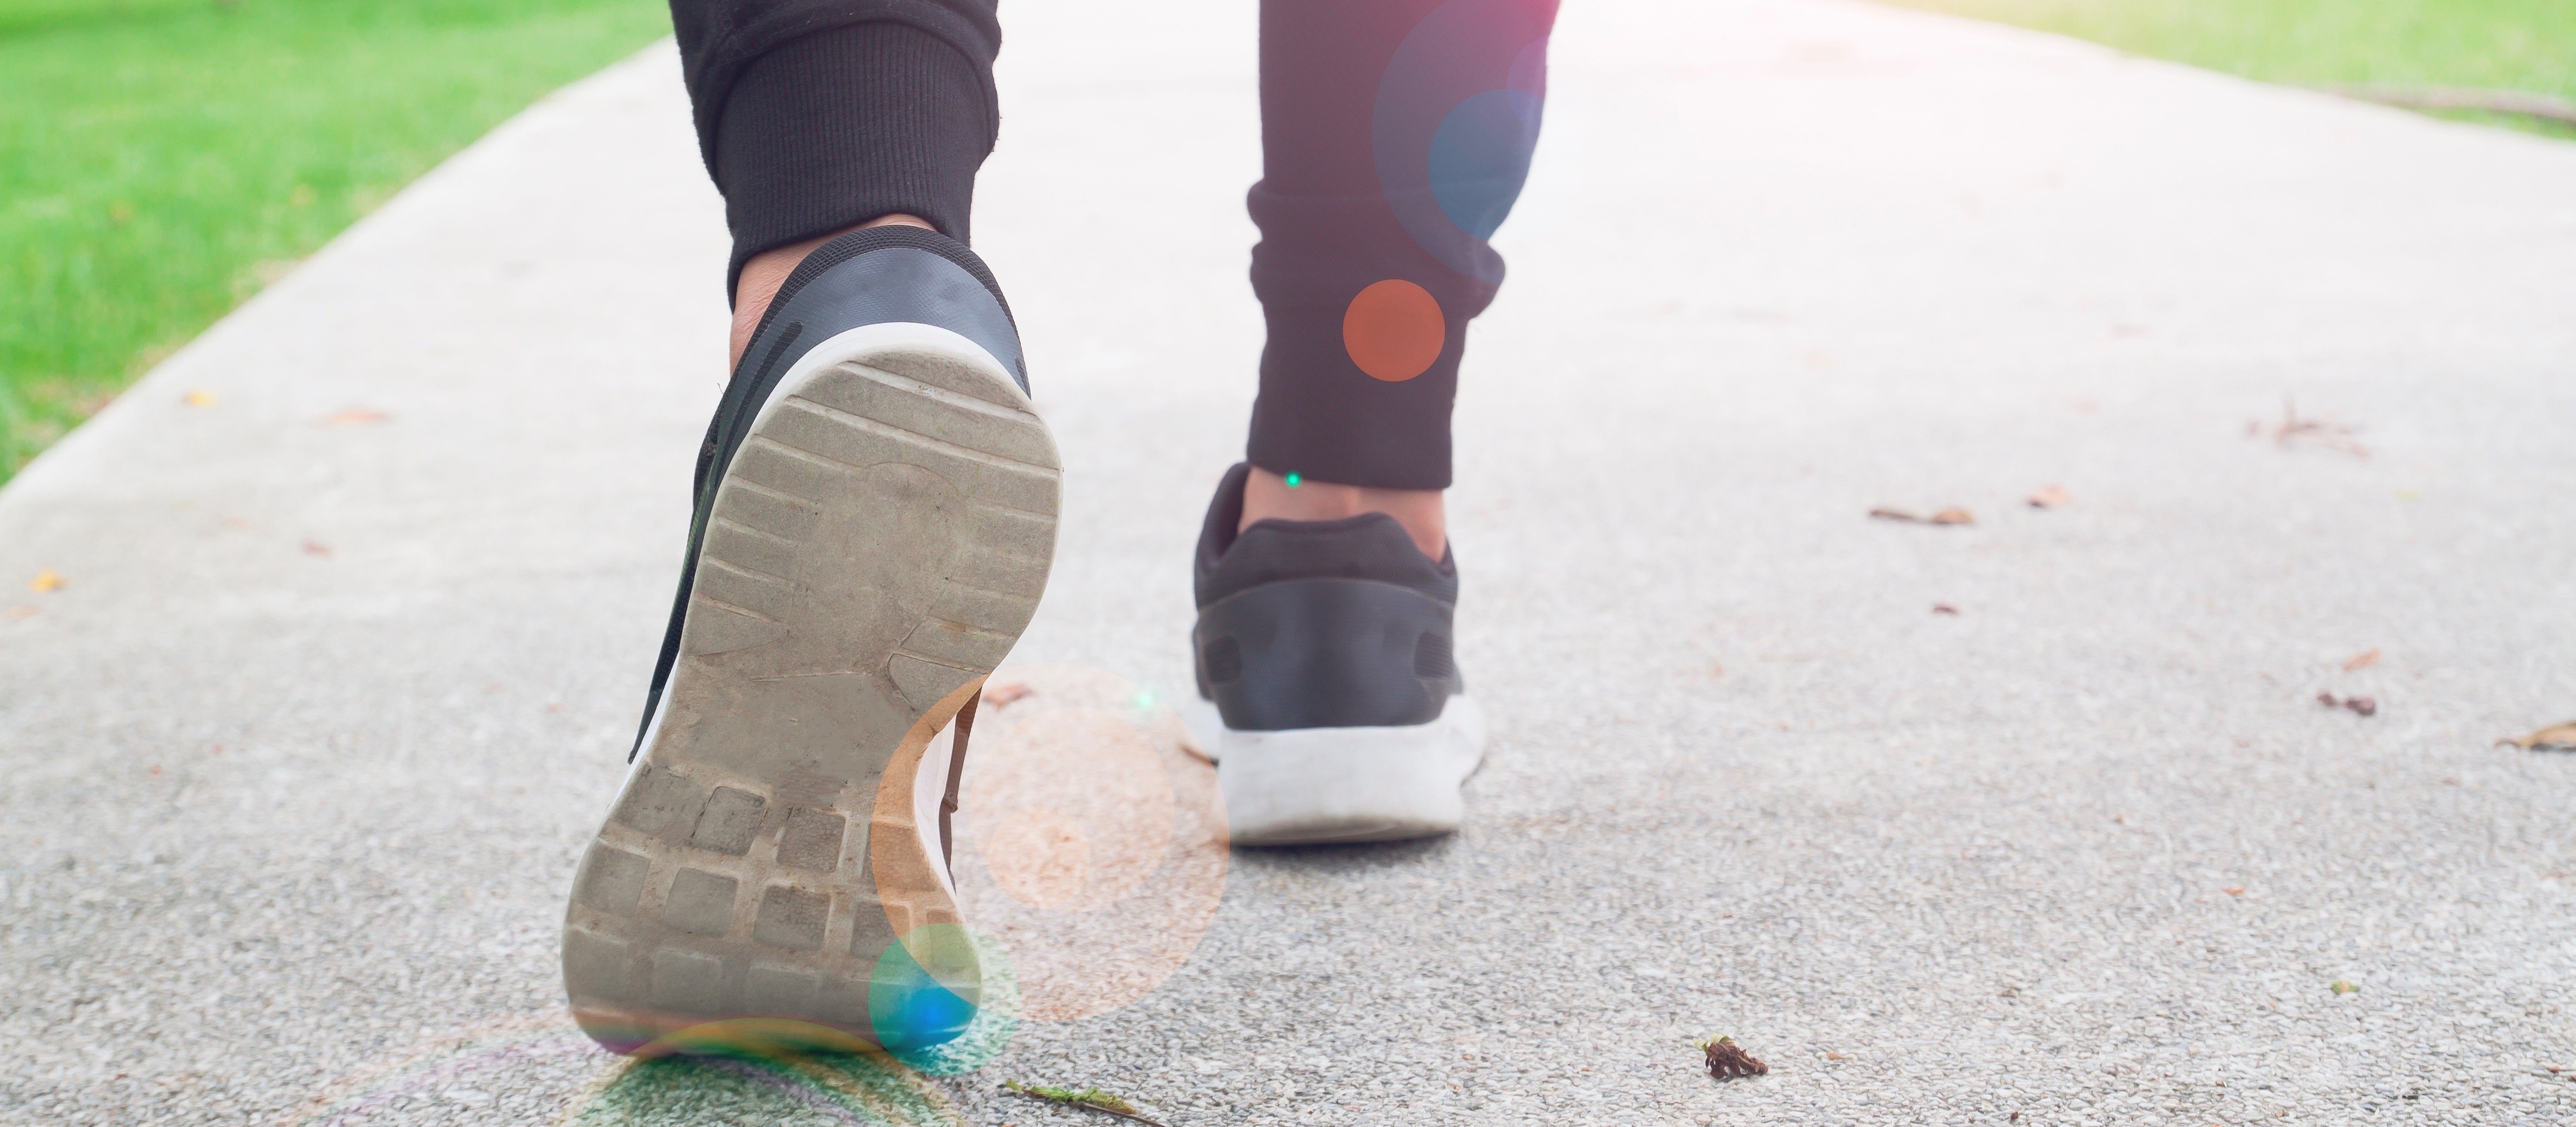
[1183,697,1487,845]
[562,322,1059,1054]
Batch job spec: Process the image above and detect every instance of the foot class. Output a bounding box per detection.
[561,224,1059,1055]
[1183,463,1486,845]
[1238,466,1446,559]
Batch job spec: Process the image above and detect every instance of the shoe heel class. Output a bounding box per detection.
[1194,577,1459,731]
[564,323,1057,1053]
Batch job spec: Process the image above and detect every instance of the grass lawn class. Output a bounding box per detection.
[0,0,671,480]
[1881,0,2576,137]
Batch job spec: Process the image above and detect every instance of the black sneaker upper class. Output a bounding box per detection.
[631,225,1025,759]
[1192,462,1464,731]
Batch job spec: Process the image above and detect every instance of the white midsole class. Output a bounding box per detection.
[1185,697,1488,845]
[755,320,1014,426]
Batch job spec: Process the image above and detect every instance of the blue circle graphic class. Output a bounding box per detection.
[1370,0,1554,280]
[1427,89,1546,240]
[868,924,980,1052]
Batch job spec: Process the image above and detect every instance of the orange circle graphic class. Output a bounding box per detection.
[1342,279,1446,382]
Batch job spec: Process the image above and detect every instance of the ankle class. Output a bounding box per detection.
[728,214,937,369]
[1239,467,1446,559]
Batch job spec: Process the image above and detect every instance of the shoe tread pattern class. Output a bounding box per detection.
[564,339,1058,1040]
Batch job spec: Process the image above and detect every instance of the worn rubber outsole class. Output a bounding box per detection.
[1182,695,1487,845]
[562,322,1059,1055]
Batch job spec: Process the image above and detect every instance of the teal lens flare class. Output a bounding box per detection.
[868,925,980,1052]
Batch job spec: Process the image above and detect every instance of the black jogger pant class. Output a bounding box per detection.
[670,0,1557,490]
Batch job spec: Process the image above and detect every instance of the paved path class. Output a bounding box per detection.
[8,1,2576,1124]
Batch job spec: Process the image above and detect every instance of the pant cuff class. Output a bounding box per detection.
[713,21,994,297]
[1245,300,1461,492]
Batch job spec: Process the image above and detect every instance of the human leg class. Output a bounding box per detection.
[563,1,1055,1056]
[1236,0,1559,552]
[1191,0,1558,843]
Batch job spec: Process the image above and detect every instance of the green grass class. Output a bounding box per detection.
[1881,0,2576,137]
[0,0,671,479]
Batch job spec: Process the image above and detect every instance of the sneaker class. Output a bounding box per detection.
[560,226,1060,1055]
[1181,462,1487,845]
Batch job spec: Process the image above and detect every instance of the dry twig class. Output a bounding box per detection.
[2251,398,2368,457]
[1002,1080,1169,1126]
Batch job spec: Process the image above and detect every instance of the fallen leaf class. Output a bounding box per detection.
[1929,507,1975,525]
[2330,980,2359,995]
[1932,603,1961,615]
[301,540,332,557]
[29,569,64,593]
[183,390,216,408]
[983,681,1033,709]
[2027,485,2072,509]
[324,409,388,426]
[2498,723,2576,751]
[1695,1035,1768,1081]
[2223,887,2245,897]
[2315,690,2375,716]
[1825,1052,1846,1060]
[3,605,35,621]
[2342,648,2381,671]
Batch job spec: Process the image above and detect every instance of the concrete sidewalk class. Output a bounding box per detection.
[7,0,2576,1123]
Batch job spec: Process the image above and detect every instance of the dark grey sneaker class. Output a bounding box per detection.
[1182,463,1487,845]
[561,226,1059,1055]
